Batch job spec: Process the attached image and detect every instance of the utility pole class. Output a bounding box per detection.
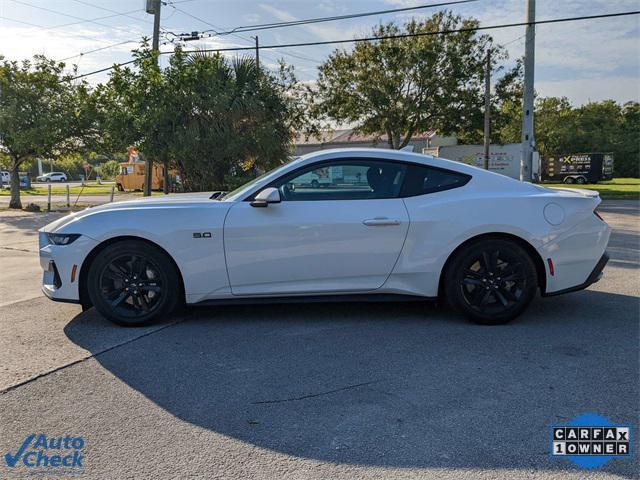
[253,36,260,71]
[483,48,491,170]
[144,0,162,196]
[520,0,536,182]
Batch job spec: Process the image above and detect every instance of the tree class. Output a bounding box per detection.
[96,159,121,180]
[0,55,95,208]
[96,45,302,191]
[312,12,506,149]
[168,52,298,190]
[617,102,639,177]
[93,43,169,191]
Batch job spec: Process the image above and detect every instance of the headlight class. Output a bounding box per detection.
[47,233,81,245]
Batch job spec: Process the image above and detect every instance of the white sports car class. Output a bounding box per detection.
[39,148,610,326]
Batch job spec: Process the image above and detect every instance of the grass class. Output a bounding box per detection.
[0,183,116,196]
[543,178,640,200]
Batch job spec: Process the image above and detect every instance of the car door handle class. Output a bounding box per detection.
[362,217,401,226]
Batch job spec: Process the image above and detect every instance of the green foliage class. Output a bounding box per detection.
[97,160,122,180]
[496,97,640,177]
[0,55,97,207]
[312,12,510,149]
[95,45,302,191]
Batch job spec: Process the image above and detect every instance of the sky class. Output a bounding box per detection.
[0,0,638,106]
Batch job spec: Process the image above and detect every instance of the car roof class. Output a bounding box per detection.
[300,148,479,175]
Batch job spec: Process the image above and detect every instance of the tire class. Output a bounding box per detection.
[444,238,538,325]
[87,240,181,326]
[46,178,51,183]
[311,180,319,188]
[563,177,575,184]
[576,177,587,184]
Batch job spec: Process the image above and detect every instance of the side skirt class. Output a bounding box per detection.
[192,293,437,307]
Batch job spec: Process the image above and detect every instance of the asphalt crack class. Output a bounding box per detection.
[0,245,34,253]
[0,318,185,395]
[251,380,379,404]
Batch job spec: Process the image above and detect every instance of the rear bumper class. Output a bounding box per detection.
[542,252,609,297]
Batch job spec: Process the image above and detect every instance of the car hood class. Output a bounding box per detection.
[40,192,227,233]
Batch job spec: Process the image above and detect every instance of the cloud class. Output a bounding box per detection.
[387,0,640,104]
[258,3,362,42]
[243,13,262,24]
[537,76,640,104]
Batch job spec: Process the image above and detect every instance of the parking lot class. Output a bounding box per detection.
[0,201,638,479]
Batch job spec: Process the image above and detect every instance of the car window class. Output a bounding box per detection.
[273,160,406,201]
[400,164,471,197]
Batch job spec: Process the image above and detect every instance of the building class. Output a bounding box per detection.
[293,129,457,156]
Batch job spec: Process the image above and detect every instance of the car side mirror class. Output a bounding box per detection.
[250,187,281,207]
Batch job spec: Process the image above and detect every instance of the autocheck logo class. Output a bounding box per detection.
[4,434,85,474]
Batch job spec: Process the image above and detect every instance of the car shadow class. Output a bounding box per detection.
[64,290,639,476]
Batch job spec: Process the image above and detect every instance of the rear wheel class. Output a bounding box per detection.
[87,240,180,326]
[444,238,538,325]
[576,176,587,184]
[563,176,575,184]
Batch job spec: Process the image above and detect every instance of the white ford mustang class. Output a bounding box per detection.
[39,148,610,326]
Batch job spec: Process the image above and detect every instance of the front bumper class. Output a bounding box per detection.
[39,233,99,303]
[542,252,609,297]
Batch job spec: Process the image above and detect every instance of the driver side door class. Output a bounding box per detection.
[223,159,410,296]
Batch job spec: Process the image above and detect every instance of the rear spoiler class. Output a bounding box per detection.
[548,187,600,198]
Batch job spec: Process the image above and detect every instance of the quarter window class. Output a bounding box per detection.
[400,164,471,197]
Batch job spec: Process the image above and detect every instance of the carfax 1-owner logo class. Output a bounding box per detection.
[4,434,85,475]
[551,413,632,469]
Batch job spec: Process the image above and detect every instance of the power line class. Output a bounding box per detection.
[195,0,478,37]
[67,10,640,81]
[57,40,140,62]
[69,59,137,81]
[8,0,147,38]
[0,14,135,47]
[164,3,320,65]
[68,0,153,25]
[179,10,640,54]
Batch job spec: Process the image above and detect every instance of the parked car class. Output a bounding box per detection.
[39,148,610,327]
[36,172,67,182]
[0,170,9,187]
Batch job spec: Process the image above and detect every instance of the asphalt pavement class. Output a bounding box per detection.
[0,201,638,479]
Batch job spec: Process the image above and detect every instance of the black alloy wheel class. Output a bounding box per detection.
[99,254,164,318]
[445,238,537,325]
[87,240,180,326]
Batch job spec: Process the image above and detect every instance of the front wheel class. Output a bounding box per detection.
[444,238,538,325]
[87,240,181,326]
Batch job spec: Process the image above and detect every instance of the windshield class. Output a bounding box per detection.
[220,157,302,201]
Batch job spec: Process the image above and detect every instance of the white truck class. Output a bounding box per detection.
[424,143,540,181]
[292,166,344,188]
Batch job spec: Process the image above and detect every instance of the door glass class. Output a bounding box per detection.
[276,161,406,201]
